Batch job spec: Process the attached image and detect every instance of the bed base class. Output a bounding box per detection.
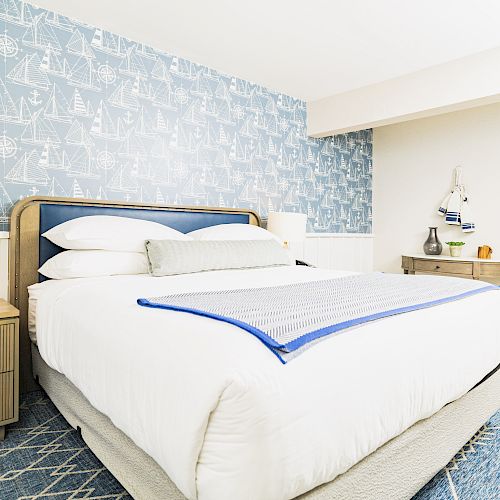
[32,346,500,500]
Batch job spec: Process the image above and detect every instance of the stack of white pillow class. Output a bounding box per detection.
[40,215,283,280]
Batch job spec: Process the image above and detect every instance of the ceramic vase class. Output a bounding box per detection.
[423,227,442,255]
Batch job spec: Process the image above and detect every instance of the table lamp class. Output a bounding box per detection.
[267,212,307,249]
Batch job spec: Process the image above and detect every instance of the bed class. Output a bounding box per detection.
[10,196,500,500]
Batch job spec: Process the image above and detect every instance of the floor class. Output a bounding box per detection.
[0,392,498,499]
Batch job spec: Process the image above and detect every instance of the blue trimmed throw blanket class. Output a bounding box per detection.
[138,273,496,363]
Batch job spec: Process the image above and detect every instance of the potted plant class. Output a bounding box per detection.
[446,241,465,257]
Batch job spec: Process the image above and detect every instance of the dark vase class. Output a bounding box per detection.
[423,227,442,255]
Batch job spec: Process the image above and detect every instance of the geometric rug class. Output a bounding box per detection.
[0,392,498,500]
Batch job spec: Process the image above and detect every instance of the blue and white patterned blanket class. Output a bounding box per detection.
[138,273,497,363]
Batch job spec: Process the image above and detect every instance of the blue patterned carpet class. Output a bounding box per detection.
[0,392,498,499]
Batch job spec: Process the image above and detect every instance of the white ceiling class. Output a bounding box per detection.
[35,0,500,101]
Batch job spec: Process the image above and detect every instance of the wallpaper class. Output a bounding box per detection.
[0,0,372,232]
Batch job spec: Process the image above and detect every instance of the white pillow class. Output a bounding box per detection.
[43,215,191,252]
[39,250,149,279]
[188,223,281,243]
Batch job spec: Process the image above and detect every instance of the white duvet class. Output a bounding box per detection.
[30,267,500,500]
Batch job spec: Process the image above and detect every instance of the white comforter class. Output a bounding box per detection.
[30,267,500,500]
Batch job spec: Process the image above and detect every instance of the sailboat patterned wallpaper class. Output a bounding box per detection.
[0,0,372,233]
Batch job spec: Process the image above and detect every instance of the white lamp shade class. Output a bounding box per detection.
[267,212,307,243]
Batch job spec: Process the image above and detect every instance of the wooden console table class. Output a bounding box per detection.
[402,254,500,281]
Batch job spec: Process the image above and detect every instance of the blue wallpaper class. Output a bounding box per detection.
[0,0,372,232]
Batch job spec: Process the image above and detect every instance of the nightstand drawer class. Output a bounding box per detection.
[0,371,14,421]
[0,322,16,373]
[478,262,500,278]
[413,259,473,275]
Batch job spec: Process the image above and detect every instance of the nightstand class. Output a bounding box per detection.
[0,298,19,441]
[402,254,500,281]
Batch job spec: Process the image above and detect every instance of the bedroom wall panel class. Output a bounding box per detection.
[0,0,372,234]
[374,102,500,273]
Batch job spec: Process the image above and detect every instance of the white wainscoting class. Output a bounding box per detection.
[0,232,374,301]
[290,234,374,272]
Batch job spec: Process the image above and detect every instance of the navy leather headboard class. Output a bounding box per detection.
[39,203,251,281]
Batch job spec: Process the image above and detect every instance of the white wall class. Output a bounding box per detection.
[0,234,373,302]
[308,46,500,136]
[373,102,500,273]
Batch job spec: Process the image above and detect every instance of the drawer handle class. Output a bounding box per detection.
[435,265,440,270]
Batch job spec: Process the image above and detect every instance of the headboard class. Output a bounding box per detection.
[9,196,260,392]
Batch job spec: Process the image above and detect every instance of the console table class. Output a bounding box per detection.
[402,254,500,281]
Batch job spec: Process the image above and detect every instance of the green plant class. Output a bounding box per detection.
[445,241,465,246]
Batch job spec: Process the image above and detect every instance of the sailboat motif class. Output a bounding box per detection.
[68,146,99,178]
[0,182,13,225]
[8,53,50,90]
[6,149,49,185]
[191,71,213,97]
[151,81,176,110]
[118,131,147,158]
[134,107,155,137]
[216,99,233,124]
[67,57,101,91]
[45,11,74,32]
[283,185,300,207]
[216,124,231,146]
[22,13,62,51]
[107,163,139,192]
[181,173,208,202]
[151,57,173,83]
[91,28,123,57]
[229,77,250,98]
[90,101,119,140]
[70,179,85,198]
[200,122,218,150]
[44,84,71,123]
[182,99,206,126]
[132,76,152,100]
[229,135,246,162]
[45,177,67,197]
[22,109,60,144]
[119,47,148,78]
[239,114,259,139]
[169,120,194,152]
[40,45,66,77]
[66,29,95,58]
[39,140,70,171]
[170,56,196,80]
[68,89,93,117]
[0,78,19,123]
[15,97,31,124]
[108,80,139,111]
[152,109,170,134]
[0,0,33,26]
[136,42,156,60]
[65,120,93,147]
[290,104,305,126]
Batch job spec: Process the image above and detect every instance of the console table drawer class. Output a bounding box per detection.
[478,262,500,278]
[413,259,473,275]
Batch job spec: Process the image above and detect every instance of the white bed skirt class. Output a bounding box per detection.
[31,345,500,500]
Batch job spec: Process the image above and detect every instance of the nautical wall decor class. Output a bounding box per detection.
[0,0,372,233]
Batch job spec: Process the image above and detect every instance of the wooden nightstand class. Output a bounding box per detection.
[402,254,500,281]
[0,299,19,441]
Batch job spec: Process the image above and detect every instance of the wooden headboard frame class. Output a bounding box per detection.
[9,196,260,392]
